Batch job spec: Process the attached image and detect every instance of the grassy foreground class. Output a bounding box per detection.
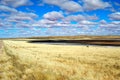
[0,40,120,80]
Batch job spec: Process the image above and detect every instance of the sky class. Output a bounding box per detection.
[0,0,120,38]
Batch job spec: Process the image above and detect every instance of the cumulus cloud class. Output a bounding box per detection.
[43,0,82,12]
[15,22,32,28]
[7,12,38,22]
[0,0,33,8]
[0,19,13,27]
[43,0,112,12]
[35,11,99,28]
[99,21,120,33]
[64,15,85,22]
[86,15,98,20]
[0,11,38,28]
[0,13,9,17]
[0,5,17,13]
[31,18,61,28]
[32,11,99,28]
[111,21,120,25]
[99,20,107,24]
[0,0,118,36]
[43,0,66,6]
[91,20,120,35]
[83,0,110,11]
[43,11,64,21]
[0,22,4,27]
[64,14,98,23]
[79,20,97,25]
[37,19,57,25]
[60,1,82,12]
[109,12,120,20]
[114,2,120,6]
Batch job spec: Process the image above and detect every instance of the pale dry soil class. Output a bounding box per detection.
[0,40,120,80]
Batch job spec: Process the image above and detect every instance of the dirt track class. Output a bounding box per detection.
[0,40,3,54]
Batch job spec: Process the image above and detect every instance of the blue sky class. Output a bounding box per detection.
[0,0,120,38]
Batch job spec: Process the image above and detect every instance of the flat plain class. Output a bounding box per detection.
[0,36,120,80]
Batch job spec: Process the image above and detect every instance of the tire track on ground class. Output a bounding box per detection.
[0,40,3,54]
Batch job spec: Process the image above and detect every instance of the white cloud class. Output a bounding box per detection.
[64,14,98,23]
[32,19,60,27]
[7,12,38,22]
[0,22,4,26]
[43,0,66,6]
[0,11,38,28]
[38,19,57,24]
[109,12,120,20]
[32,11,99,28]
[79,20,97,25]
[99,20,107,25]
[99,21,120,32]
[114,2,120,6]
[111,21,120,25]
[43,0,82,12]
[43,11,64,21]
[83,0,110,11]
[64,15,85,22]
[0,5,17,13]
[0,0,33,7]
[0,19,13,27]
[8,16,32,21]
[0,13,9,17]
[92,20,120,35]
[60,1,82,12]
[15,22,32,27]
[86,15,98,20]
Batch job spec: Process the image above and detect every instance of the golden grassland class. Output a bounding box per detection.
[0,40,120,80]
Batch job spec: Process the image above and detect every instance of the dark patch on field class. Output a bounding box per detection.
[28,39,120,46]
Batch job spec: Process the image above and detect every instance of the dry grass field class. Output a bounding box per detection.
[0,40,120,80]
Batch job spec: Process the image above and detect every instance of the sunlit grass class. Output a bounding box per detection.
[0,40,120,80]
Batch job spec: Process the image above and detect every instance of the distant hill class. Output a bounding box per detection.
[0,35,120,40]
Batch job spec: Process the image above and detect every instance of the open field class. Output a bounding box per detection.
[0,39,120,80]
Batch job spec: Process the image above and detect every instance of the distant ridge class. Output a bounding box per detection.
[0,35,120,40]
